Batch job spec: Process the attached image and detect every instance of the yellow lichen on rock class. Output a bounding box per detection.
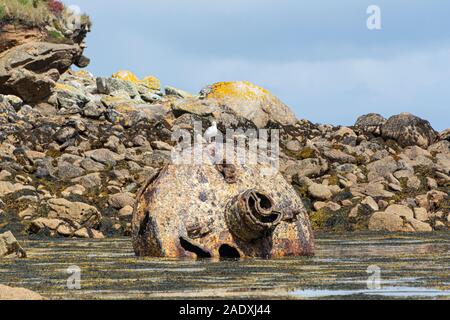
[112,70,139,83]
[54,82,79,93]
[101,96,136,109]
[141,76,161,91]
[73,70,93,79]
[206,81,271,101]
[201,80,298,128]
[112,70,161,91]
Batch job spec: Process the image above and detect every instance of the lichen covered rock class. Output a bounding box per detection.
[200,81,298,128]
[355,113,386,136]
[381,113,437,148]
[112,70,161,91]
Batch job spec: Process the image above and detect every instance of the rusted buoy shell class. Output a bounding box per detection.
[132,145,314,259]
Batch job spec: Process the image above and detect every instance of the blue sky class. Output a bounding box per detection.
[71,0,449,131]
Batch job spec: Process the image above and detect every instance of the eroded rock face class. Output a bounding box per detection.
[368,212,411,232]
[381,113,437,148]
[0,42,88,102]
[0,25,46,53]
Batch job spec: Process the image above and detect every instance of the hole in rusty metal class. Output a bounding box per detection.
[179,237,212,258]
[248,193,279,224]
[256,192,272,210]
[218,244,240,259]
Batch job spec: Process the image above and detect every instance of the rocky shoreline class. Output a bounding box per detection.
[0,65,448,241]
[0,6,449,245]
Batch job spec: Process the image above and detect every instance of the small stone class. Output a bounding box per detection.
[85,148,122,166]
[308,183,332,201]
[341,199,353,207]
[104,135,126,154]
[415,194,429,210]
[414,207,429,222]
[24,150,46,160]
[0,170,12,181]
[406,176,421,190]
[313,201,327,211]
[56,161,85,180]
[0,285,44,300]
[385,204,414,219]
[57,224,74,236]
[150,141,173,151]
[325,202,341,211]
[165,85,193,98]
[388,183,402,192]
[349,205,360,218]
[361,196,379,211]
[74,228,104,239]
[119,205,133,217]
[31,218,64,231]
[354,113,386,136]
[83,101,105,118]
[406,218,432,232]
[435,221,445,229]
[323,148,356,164]
[15,175,29,184]
[428,190,447,208]
[18,207,35,220]
[368,212,412,232]
[47,198,101,226]
[108,192,135,210]
[0,231,26,258]
[61,185,86,198]
[55,127,77,144]
[72,173,102,189]
[286,140,301,152]
[132,135,149,147]
[80,158,105,172]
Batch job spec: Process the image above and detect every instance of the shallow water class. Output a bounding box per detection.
[1,233,449,299]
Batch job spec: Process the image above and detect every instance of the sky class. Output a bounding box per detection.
[70,0,450,131]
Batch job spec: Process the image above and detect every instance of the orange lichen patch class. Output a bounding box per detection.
[114,104,138,114]
[141,76,161,91]
[206,81,273,101]
[73,70,93,79]
[112,70,161,91]
[54,82,78,92]
[101,96,136,109]
[112,70,140,83]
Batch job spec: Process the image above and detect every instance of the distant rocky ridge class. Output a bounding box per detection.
[0,14,448,240]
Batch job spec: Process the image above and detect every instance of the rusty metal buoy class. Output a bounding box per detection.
[132,144,314,258]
